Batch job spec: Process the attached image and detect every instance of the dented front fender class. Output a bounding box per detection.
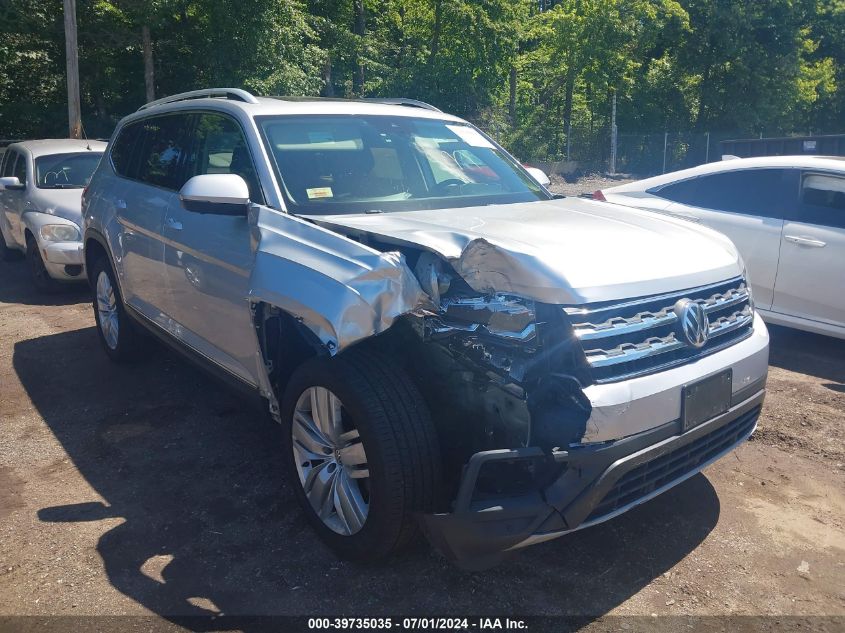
[248,206,427,353]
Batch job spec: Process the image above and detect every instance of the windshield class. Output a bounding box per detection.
[257,115,549,214]
[35,152,103,189]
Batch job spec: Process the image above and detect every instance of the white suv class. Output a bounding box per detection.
[83,89,769,568]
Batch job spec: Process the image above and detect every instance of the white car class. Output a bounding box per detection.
[0,139,106,291]
[598,156,845,340]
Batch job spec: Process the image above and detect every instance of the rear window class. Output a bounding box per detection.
[110,114,192,191]
[650,168,797,220]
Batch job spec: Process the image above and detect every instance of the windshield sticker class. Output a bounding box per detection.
[446,125,495,149]
[306,187,334,199]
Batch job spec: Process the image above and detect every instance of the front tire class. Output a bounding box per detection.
[90,255,144,362]
[280,349,441,561]
[26,236,61,293]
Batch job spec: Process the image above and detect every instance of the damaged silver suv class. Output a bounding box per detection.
[83,89,769,568]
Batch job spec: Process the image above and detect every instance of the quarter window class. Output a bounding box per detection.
[110,122,142,178]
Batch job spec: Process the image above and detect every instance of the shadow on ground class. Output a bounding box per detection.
[0,259,89,306]
[767,324,845,386]
[13,325,721,626]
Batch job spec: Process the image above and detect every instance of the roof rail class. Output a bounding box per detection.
[360,98,442,112]
[138,88,259,111]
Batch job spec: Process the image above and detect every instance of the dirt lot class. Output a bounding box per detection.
[547,173,636,197]
[1,249,844,627]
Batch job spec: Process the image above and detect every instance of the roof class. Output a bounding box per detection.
[605,155,845,193]
[9,139,107,159]
[121,89,465,126]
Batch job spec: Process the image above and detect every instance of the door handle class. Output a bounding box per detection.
[165,217,183,231]
[784,235,826,248]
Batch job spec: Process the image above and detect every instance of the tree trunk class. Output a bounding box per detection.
[322,54,335,97]
[562,65,575,137]
[63,0,82,139]
[352,0,365,95]
[509,66,517,126]
[142,24,155,103]
[695,64,711,130]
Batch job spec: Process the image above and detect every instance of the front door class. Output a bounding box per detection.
[661,168,799,310]
[160,111,265,385]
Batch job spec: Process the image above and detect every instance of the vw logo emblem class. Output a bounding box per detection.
[674,299,709,348]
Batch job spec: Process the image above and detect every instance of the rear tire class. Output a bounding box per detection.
[26,235,61,293]
[280,348,441,561]
[90,255,145,362]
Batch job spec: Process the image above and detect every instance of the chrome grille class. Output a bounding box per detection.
[566,278,754,383]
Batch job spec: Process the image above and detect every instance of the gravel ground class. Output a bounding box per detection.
[547,174,636,197]
[1,236,844,628]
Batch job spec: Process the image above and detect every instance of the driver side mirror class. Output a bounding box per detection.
[179,174,249,215]
[524,166,551,187]
[0,176,25,191]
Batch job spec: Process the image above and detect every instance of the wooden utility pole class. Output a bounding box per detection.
[142,25,155,103]
[63,0,82,139]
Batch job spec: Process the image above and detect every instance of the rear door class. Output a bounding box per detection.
[771,172,845,329]
[658,168,799,310]
[113,114,190,319]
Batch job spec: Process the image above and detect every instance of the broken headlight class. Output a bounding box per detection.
[440,295,536,342]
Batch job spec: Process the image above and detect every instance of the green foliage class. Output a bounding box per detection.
[0,0,843,160]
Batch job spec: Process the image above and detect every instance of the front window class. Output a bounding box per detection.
[257,115,549,215]
[35,152,103,189]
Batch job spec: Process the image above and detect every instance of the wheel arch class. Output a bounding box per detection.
[83,229,114,292]
[251,300,332,417]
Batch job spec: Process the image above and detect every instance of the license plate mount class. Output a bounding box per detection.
[682,369,732,432]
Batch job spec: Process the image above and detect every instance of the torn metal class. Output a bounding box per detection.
[248,205,429,354]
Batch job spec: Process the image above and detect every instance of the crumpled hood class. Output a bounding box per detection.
[305,198,742,305]
[26,188,84,225]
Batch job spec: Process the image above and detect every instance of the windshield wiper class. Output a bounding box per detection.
[41,184,83,189]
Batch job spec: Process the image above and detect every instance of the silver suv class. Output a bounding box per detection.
[83,89,769,568]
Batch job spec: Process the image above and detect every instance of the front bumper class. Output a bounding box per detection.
[423,388,763,569]
[41,241,85,281]
[422,315,769,569]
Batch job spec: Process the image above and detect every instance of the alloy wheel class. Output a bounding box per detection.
[291,386,370,535]
[96,271,119,350]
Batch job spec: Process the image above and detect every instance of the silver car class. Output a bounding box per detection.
[0,139,106,290]
[83,89,769,568]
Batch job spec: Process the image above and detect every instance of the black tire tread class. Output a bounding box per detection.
[281,346,441,561]
[339,349,441,551]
